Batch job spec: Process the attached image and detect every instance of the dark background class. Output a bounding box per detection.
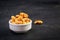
[0,0,60,40]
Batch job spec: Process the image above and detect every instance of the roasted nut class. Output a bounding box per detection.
[34,20,43,24]
[11,16,16,19]
[12,22,15,24]
[22,22,26,24]
[23,13,28,18]
[16,15,20,18]
[24,18,30,23]
[20,12,25,16]
[10,19,15,23]
[15,19,22,24]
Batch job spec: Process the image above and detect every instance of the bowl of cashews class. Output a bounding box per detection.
[9,12,32,33]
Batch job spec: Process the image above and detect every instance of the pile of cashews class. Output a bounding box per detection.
[10,12,31,24]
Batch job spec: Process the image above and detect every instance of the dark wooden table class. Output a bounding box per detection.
[0,0,60,40]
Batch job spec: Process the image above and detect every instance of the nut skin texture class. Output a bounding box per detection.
[34,20,43,25]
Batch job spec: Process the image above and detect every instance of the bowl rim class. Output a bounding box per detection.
[9,20,32,25]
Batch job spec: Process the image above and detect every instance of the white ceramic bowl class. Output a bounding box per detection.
[9,20,32,33]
